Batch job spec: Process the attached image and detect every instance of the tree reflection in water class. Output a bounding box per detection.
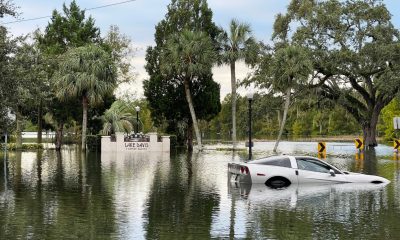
[143,150,220,239]
[0,144,399,239]
[0,149,116,239]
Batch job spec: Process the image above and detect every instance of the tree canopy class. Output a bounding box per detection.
[37,0,100,55]
[53,44,117,149]
[144,0,221,148]
[268,0,400,147]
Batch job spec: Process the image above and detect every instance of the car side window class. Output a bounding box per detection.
[259,158,291,168]
[296,158,332,173]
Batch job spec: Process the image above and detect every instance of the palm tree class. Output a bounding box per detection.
[160,30,216,150]
[101,101,134,135]
[219,19,258,149]
[271,45,312,152]
[54,44,117,150]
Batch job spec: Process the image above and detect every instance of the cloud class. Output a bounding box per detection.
[212,61,253,101]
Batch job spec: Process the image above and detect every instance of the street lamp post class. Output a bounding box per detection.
[135,106,140,133]
[247,92,254,160]
[3,131,8,190]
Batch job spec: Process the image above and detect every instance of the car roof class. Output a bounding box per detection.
[248,155,321,163]
[248,155,292,163]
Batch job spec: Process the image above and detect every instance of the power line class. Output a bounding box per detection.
[2,0,137,25]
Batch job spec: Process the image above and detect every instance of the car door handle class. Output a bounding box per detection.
[295,170,298,176]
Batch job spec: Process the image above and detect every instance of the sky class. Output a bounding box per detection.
[2,0,400,100]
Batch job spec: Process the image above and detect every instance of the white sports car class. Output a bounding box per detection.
[228,155,390,188]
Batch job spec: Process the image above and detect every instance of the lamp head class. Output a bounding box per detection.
[246,92,254,100]
[135,106,140,112]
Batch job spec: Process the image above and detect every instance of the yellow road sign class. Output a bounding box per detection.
[394,139,400,151]
[355,138,364,149]
[318,142,326,153]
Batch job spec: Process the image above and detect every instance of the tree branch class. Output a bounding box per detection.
[347,75,373,107]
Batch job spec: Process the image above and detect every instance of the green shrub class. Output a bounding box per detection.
[0,143,44,151]
[168,135,177,148]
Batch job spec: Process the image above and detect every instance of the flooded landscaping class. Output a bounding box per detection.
[1,142,400,239]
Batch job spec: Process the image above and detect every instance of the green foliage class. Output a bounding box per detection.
[1,143,44,150]
[86,135,101,152]
[167,135,178,148]
[54,44,117,105]
[270,45,313,92]
[0,26,16,133]
[0,0,18,18]
[24,120,38,131]
[35,0,106,149]
[292,114,313,136]
[54,44,117,149]
[101,100,134,135]
[126,99,154,133]
[144,0,221,147]
[101,99,155,135]
[218,19,258,65]
[379,98,400,140]
[328,107,360,135]
[209,93,283,140]
[207,92,362,139]
[274,0,400,146]
[161,30,216,80]
[36,0,100,55]
[102,25,135,84]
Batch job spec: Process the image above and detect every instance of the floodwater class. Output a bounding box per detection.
[1,142,400,239]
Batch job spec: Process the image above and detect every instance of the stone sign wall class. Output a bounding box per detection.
[101,132,170,152]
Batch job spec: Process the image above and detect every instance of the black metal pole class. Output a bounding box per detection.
[136,111,139,133]
[248,99,252,160]
[4,131,7,190]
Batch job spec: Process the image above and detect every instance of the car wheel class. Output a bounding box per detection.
[266,177,291,189]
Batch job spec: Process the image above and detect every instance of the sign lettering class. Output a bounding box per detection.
[124,142,149,150]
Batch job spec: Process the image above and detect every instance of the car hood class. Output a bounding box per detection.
[343,172,390,184]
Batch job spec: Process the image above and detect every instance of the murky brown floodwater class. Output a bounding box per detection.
[1,142,399,239]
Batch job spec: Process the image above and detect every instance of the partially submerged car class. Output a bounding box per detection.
[228,155,390,188]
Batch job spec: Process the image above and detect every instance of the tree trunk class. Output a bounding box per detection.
[37,99,43,144]
[187,122,193,152]
[319,122,323,135]
[15,106,23,150]
[273,87,291,153]
[82,95,88,151]
[230,61,237,149]
[362,109,380,148]
[277,110,281,128]
[55,121,64,151]
[184,78,202,149]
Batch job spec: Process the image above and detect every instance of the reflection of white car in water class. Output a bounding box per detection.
[229,181,389,208]
[228,155,390,188]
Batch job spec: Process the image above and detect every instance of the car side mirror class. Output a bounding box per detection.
[329,169,336,177]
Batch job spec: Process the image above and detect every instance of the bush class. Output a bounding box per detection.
[168,135,177,148]
[0,143,44,151]
[86,135,101,152]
